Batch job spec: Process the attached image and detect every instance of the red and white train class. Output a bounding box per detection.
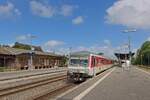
[67,51,113,82]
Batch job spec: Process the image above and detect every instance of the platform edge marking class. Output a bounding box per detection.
[73,67,116,100]
[135,67,150,75]
[56,67,114,99]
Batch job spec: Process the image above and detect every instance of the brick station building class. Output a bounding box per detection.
[0,47,66,70]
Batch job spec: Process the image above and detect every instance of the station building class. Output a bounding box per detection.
[0,46,66,70]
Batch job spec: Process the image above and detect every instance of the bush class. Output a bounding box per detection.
[0,67,16,72]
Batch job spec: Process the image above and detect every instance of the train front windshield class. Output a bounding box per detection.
[70,59,88,67]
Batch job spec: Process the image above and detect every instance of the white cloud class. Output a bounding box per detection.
[16,34,35,42]
[44,40,64,48]
[16,35,28,41]
[30,1,56,18]
[148,37,150,41]
[65,43,115,58]
[60,5,75,16]
[106,0,150,29]
[43,40,115,59]
[0,2,21,18]
[104,39,111,45]
[14,9,21,15]
[75,46,88,51]
[56,45,116,59]
[30,1,77,18]
[43,40,65,53]
[8,43,14,47]
[72,16,84,25]
[77,45,115,59]
[43,43,116,59]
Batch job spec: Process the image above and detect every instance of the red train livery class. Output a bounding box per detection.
[67,51,113,82]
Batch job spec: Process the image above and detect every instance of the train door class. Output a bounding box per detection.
[90,56,96,76]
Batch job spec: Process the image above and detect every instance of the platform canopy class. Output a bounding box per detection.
[114,53,135,60]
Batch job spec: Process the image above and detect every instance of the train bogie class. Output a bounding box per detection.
[67,71,87,82]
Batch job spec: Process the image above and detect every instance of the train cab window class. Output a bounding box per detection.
[80,59,88,66]
[70,59,88,67]
[70,59,80,65]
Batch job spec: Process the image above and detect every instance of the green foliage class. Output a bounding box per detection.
[0,67,15,72]
[12,42,43,51]
[62,56,68,65]
[97,52,104,55]
[0,67,5,72]
[13,42,31,50]
[134,41,150,65]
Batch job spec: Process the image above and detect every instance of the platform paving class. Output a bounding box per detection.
[58,66,150,100]
[0,67,67,81]
[57,67,114,100]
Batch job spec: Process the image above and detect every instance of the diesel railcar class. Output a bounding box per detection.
[67,51,113,82]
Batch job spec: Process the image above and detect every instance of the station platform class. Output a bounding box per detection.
[0,67,67,81]
[57,66,150,100]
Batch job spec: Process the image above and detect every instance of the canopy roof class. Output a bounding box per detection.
[114,53,135,60]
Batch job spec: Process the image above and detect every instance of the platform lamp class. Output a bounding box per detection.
[68,47,72,65]
[28,34,36,70]
[116,47,121,65]
[122,29,137,65]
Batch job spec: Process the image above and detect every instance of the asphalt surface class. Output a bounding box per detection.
[58,67,113,100]
[81,66,150,100]
[58,66,150,100]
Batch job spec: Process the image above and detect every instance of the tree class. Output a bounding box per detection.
[134,41,150,66]
[12,42,43,52]
[97,52,104,55]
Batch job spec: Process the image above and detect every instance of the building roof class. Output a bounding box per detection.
[0,47,61,57]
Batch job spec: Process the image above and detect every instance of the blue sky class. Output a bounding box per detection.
[0,0,150,55]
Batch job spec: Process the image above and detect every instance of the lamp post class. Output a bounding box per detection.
[122,29,137,65]
[141,54,143,66]
[116,47,121,65]
[68,47,72,66]
[148,54,149,66]
[122,44,128,62]
[28,34,36,70]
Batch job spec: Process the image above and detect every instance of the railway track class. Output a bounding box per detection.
[0,72,69,100]
[35,82,76,100]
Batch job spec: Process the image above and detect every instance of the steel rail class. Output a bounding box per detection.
[0,74,67,97]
